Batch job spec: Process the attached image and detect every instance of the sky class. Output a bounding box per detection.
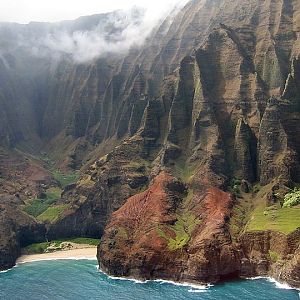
[0,0,187,24]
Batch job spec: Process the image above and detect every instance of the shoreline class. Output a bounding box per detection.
[8,252,300,294]
[16,247,97,264]
[3,256,300,294]
[98,268,300,293]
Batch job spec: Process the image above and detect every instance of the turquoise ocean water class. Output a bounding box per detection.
[0,259,299,299]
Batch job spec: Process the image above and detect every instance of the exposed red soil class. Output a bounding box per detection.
[108,171,177,235]
[99,171,187,278]
[99,172,239,282]
[194,188,233,242]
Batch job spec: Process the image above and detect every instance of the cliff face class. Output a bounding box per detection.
[99,173,238,283]
[240,229,300,287]
[0,0,300,288]
[2,0,299,166]
[96,0,300,288]
[0,196,45,270]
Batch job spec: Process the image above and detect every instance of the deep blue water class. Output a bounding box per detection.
[0,259,299,300]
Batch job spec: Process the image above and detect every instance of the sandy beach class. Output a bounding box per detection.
[16,247,97,264]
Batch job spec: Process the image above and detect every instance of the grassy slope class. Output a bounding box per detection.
[245,204,300,234]
[229,193,253,239]
[52,170,79,188]
[157,208,201,251]
[23,187,62,217]
[37,204,70,223]
[230,183,300,235]
[23,168,78,222]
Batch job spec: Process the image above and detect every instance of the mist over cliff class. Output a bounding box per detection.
[0,1,187,63]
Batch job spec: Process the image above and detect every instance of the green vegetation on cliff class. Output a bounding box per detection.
[23,187,70,223]
[269,250,280,262]
[229,193,253,238]
[157,213,201,251]
[229,178,242,198]
[230,183,300,236]
[37,204,70,223]
[283,188,300,208]
[174,160,195,183]
[52,170,79,188]
[23,187,62,217]
[246,204,300,234]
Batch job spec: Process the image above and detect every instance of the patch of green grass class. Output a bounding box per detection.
[23,187,62,217]
[45,187,62,202]
[24,242,50,254]
[116,227,128,239]
[24,238,100,254]
[52,170,79,188]
[269,250,280,262]
[23,200,50,217]
[157,212,201,251]
[50,238,100,246]
[40,152,55,169]
[245,204,300,234]
[37,204,70,223]
[183,189,194,208]
[66,238,100,245]
[252,184,261,194]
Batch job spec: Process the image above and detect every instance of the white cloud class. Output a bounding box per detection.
[0,0,188,24]
[40,8,154,62]
[0,1,189,63]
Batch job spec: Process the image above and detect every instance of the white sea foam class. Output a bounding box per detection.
[153,279,211,290]
[108,275,146,284]
[267,278,296,290]
[246,276,269,280]
[188,289,208,293]
[247,276,299,292]
[0,264,19,273]
[0,269,10,273]
[99,267,211,290]
[99,269,147,284]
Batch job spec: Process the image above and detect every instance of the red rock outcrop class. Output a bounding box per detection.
[98,172,187,279]
[99,173,241,283]
[99,173,300,287]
